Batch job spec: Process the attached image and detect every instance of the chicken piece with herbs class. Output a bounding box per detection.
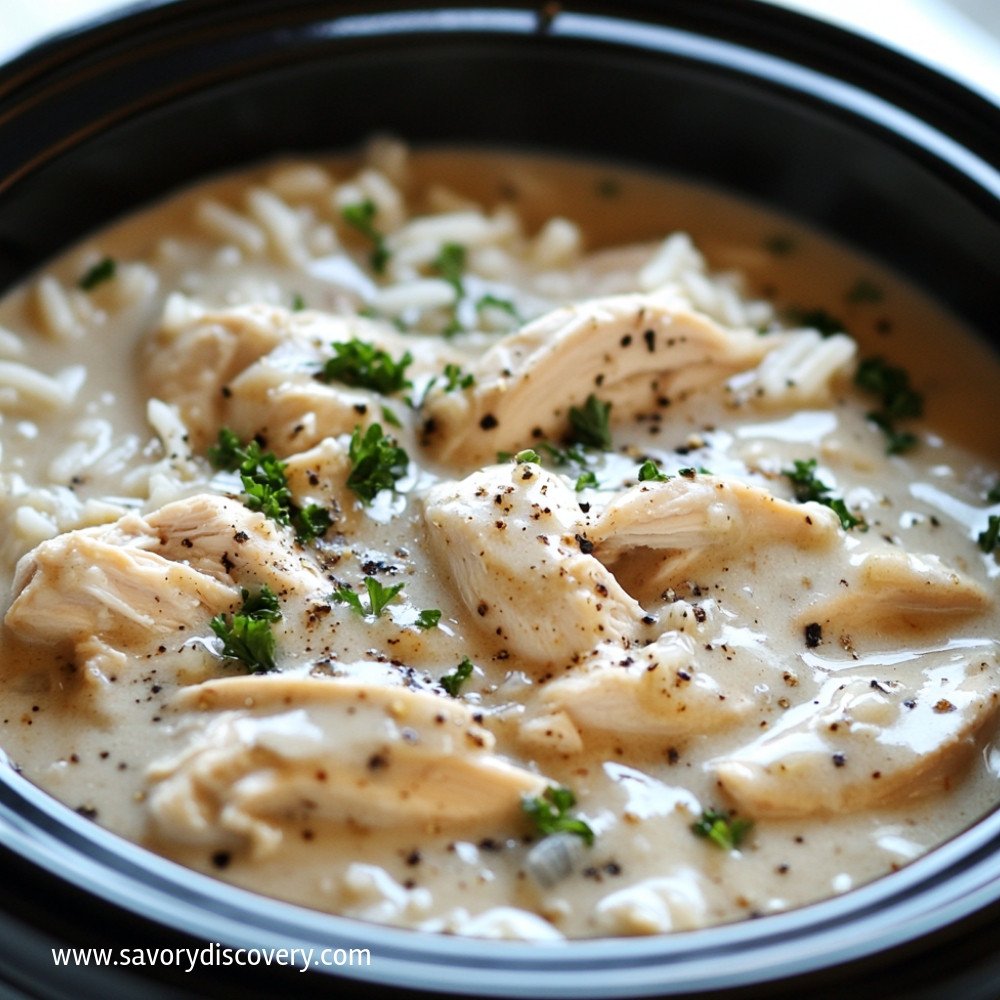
[4,494,327,671]
[421,292,776,464]
[145,303,434,455]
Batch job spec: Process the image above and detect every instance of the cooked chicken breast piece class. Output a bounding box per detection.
[145,303,422,454]
[4,530,238,649]
[147,674,548,855]
[4,494,325,658]
[530,631,759,753]
[222,358,378,458]
[143,493,329,599]
[799,549,991,636]
[142,304,291,450]
[713,657,1000,817]
[588,475,840,559]
[423,461,646,665]
[422,293,776,464]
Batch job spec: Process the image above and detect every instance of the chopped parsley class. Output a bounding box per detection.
[691,808,752,851]
[210,585,282,673]
[503,440,598,489]
[380,404,402,428]
[637,459,670,483]
[522,786,595,846]
[207,429,330,543]
[291,292,306,311]
[415,608,442,630]
[431,242,467,335]
[316,339,413,395]
[440,656,474,697]
[292,504,333,544]
[788,307,847,337]
[346,423,409,503]
[332,576,404,618]
[79,257,116,291]
[442,363,475,392]
[854,356,923,454]
[783,458,863,530]
[406,364,475,409]
[342,199,390,274]
[568,394,612,451]
[540,441,588,467]
[476,293,523,323]
[432,242,466,292]
[979,515,1000,554]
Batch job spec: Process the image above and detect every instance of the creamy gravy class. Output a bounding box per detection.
[0,144,998,940]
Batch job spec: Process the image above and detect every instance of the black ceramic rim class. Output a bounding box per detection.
[0,2,999,997]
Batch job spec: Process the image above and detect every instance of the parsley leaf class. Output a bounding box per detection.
[431,243,467,335]
[783,458,863,531]
[79,257,116,291]
[514,449,540,464]
[207,427,247,471]
[342,199,390,274]
[316,339,413,394]
[854,356,923,454]
[292,504,332,544]
[432,242,466,292]
[291,292,306,311]
[979,515,1000,554]
[346,423,409,503]
[207,429,331,544]
[540,441,588,466]
[691,808,752,851]
[415,608,441,630]
[575,470,599,491]
[637,459,670,483]
[240,449,293,523]
[332,576,404,618]
[380,404,402,428]
[210,585,282,673]
[788,307,847,337]
[440,656,474,697]
[442,363,475,391]
[522,786,595,846]
[568,394,612,450]
[476,293,523,323]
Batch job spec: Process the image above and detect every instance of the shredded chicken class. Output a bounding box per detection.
[589,475,840,559]
[422,293,777,464]
[423,461,646,665]
[147,674,548,856]
[529,632,760,753]
[145,305,420,455]
[5,494,325,659]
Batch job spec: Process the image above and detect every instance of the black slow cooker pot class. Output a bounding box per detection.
[1,2,999,997]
